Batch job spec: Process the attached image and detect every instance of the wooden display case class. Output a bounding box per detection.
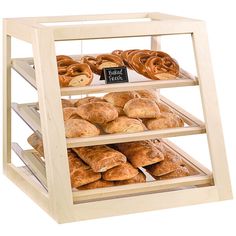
[2,12,232,223]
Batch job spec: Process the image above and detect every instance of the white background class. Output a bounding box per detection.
[0,0,236,235]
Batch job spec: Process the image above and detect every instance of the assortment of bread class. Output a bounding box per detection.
[27,132,194,190]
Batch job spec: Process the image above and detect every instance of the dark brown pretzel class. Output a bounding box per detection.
[80,56,99,74]
[121,49,139,68]
[56,55,73,62]
[111,50,123,57]
[57,59,78,75]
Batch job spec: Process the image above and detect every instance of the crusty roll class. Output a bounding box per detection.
[27,132,44,156]
[61,99,74,108]
[102,162,139,181]
[114,106,125,116]
[116,140,164,168]
[145,150,183,176]
[123,98,160,119]
[103,91,140,108]
[115,170,146,185]
[77,101,118,124]
[63,107,80,121]
[136,89,159,102]
[68,151,101,188]
[144,112,184,130]
[157,102,173,113]
[153,165,190,180]
[77,179,115,190]
[73,145,127,172]
[74,96,105,107]
[64,118,100,138]
[102,116,146,134]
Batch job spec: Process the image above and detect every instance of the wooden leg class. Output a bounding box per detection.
[3,19,12,170]
[192,23,233,200]
[32,28,74,223]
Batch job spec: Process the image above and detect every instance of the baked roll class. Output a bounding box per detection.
[27,132,44,156]
[144,112,184,130]
[136,89,159,102]
[103,91,140,108]
[68,151,101,188]
[114,106,125,116]
[63,107,80,121]
[157,102,173,113]
[73,145,127,172]
[145,151,183,176]
[116,140,164,168]
[77,179,115,190]
[153,165,190,180]
[74,96,105,107]
[61,99,74,108]
[123,98,160,118]
[64,118,100,138]
[102,116,146,134]
[102,162,139,181]
[77,101,118,124]
[115,170,146,185]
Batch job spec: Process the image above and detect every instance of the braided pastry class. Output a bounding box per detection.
[58,63,93,87]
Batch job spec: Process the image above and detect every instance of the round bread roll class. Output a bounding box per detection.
[144,112,184,130]
[115,171,146,185]
[157,102,173,113]
[136,89,160,102]
[65,118,100,138]
[61,99,74,108]
[102,116,146,134]
[124,98,160,118]
[77,101,118,124]
[74,96,105,107]
[102,162,139,181]
[63,107,80,121]
[103,91,140,108]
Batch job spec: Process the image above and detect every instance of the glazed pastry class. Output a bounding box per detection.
[27,132,44,156]
[59,63,93,87]
[115,170,146,185]
[68,151,101,188]
[144,112,184,130]
[102,162,139,181]
[64,118,100,138]
[103,91,140,108]
[102,116,146,134]
[61,99,74,108]
[95,54,124,74]
[77,101,118,124]
[63,107,80,121]
[116,140,164,168]
[74,96,105,107]
[124,98,160,118]
[153,165,190,180]
[145,150,183,176]
[77,179,115,190]
[73,145,127,172]
[136,89,160,102]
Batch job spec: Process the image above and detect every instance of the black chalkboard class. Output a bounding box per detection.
[100,66,129,84]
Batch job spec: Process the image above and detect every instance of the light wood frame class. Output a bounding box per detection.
[2,12,232,223]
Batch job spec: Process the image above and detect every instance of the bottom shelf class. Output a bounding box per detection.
[12,139,213,203]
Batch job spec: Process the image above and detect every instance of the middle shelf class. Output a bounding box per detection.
[12,95,206,148]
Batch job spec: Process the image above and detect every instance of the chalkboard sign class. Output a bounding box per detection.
[100,66,129,84]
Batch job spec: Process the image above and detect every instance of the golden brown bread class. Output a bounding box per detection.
[77,179,115,190]
[153,165,190,180]
[116,140,164,168]
[64,118,100,138]
[114,106,125,116]
[123,98,160,118]
[102,162,139,181]
[144,112,184,130]
[77,102,118,124]
[157,102,173,113]
[68,151,101,188]
[136,89,159,102]
[115,170,146,185]
[145,150,183,176]
[102,116,146,134]
[74,96,105,107]
[103,91,140,108]
[73,145,127,172]
[27,133,44,156]
[61,99,74,108]
[63,107,80,121]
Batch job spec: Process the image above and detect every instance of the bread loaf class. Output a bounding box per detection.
[63,107,80,121]
[115,170,146,185]
[77,179,115,190]
[74,96,105,107]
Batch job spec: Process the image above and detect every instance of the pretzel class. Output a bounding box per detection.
[121,49,139,68]
[112,50,123,57]
[56,55,73,62]
[80,56,100,74]
[145,55,179,80]
[57,59,78,75]
[96,54,124,74]
[59,63,93,87]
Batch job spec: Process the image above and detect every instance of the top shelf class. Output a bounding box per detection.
[12,57,198,96]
